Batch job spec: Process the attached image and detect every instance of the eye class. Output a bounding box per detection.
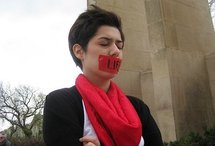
[116,43,123,50]
[99,40,110,47]
[100,43,109,46]
[117,45,123,50]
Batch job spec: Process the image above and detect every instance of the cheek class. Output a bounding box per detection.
[87,46,101,57]
[120,52,123,59]
[84,47,100,65]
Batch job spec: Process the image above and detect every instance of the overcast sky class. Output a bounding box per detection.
[0,0,87,94]
[0,0,86,131]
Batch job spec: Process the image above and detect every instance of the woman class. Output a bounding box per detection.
[43,5,163,146]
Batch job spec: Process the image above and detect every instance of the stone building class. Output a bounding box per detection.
[87,0,215,142]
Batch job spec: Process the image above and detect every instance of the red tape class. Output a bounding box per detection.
[98,55,122,74]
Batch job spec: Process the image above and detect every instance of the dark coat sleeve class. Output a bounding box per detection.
[43,87,84,146]
[127,96,164,146]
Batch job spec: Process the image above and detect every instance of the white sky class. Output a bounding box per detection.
[0,0,86,131]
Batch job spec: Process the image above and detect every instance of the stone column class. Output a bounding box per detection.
[146,0,215,140]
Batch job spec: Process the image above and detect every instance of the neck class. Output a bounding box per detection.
[83,73,111,92]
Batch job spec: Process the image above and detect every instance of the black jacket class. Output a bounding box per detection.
[43,86,163,146]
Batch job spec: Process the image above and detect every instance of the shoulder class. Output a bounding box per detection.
[45,86,83,115]
[6,140,12,146]
[47,86,79,98]
[126,95,152,125]
[127,96,150,113]
[46,86,81,104]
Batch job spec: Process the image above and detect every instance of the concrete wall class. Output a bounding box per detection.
[87,0,215,142]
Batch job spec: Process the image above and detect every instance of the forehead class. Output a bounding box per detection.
[93,25,122,40]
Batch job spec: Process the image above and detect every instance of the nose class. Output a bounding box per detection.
[109,44,120,57]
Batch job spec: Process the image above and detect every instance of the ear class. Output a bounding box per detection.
[72,44,84,60]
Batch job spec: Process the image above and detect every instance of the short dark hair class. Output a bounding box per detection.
[68,5,124,69]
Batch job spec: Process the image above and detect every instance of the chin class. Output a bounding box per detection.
[100,71,117,80]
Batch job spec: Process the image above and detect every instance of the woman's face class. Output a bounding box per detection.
[82,25,123,80]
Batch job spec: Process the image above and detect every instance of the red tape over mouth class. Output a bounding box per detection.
[98,55,122,74]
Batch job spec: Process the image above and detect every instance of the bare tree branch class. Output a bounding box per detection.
[0,82,45,138]
[209,0,215,8]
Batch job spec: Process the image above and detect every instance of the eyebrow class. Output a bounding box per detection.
[98,37,123,43]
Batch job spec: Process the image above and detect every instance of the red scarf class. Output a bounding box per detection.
[76,74,142,146]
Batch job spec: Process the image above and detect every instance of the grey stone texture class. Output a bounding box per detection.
[87,0,215,142]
